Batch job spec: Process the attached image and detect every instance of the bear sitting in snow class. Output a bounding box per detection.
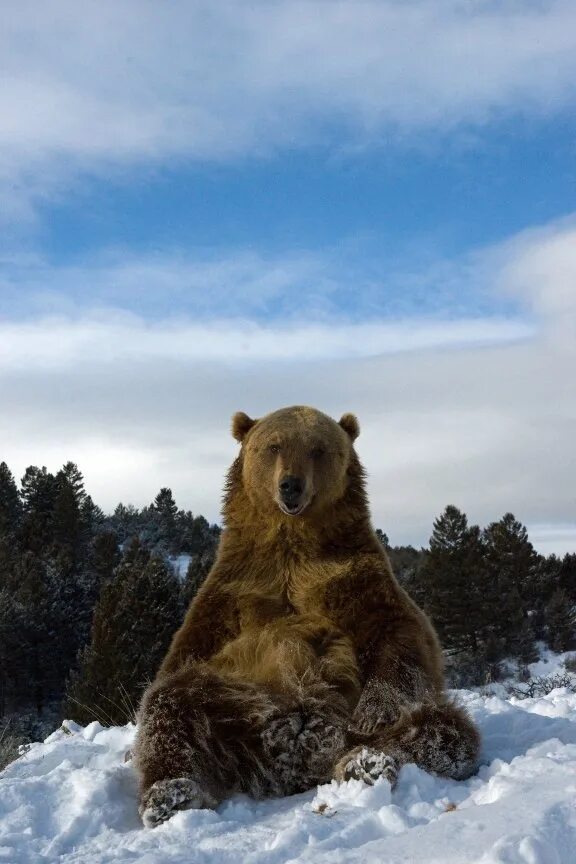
[134,406,480,827]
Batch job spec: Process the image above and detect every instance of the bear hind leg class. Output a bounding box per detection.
[133,664,283,826]
[134,678,226,826]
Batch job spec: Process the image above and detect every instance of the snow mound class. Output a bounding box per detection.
[3,688,576,864]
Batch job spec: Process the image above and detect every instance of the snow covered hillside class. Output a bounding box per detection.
[2,663,576,863]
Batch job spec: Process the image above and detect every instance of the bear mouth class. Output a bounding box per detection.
[278,499,308,516]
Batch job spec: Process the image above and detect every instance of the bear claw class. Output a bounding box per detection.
[262,712,345,759]
[140,777,217,828]
[334,747,399,787]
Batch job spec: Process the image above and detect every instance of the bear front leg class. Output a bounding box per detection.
[349,660,434,735]
[259,678,351,795]
[261,709,347,795]
[334,699,480,787]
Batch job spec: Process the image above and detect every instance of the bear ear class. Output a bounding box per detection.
[231,411,257,443]
[339,412,360,442]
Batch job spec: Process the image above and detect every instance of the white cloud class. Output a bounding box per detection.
[0,239,518,322]
[0,248,340,319]
[2,0,576,220]
[495,217,576,347]
[0,216,574,554]
[0,316,531,371]
[527,525,576,558]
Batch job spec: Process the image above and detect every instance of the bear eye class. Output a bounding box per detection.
[310,446,325,459]
[269,443,281,454]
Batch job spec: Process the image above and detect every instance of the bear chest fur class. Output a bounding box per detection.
[211,550,361,702]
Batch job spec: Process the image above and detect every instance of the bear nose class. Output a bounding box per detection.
[279,475,303,501]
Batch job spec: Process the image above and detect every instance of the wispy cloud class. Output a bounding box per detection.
[0,239,522,323]
[0,249,340,321]
[2,0,576,221]
[0,315,532,371]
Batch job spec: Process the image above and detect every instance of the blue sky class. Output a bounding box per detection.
[40,118,575,262]
[1,1,575,552]
[6,115,576,322]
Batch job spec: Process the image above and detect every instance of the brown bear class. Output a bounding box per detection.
[133,406,480,827]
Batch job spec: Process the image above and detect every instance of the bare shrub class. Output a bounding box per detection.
[0,723,22,772]
[506,672,576,700]
[516,664,531,682]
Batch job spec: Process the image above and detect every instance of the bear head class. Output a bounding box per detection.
[231,405,360,518]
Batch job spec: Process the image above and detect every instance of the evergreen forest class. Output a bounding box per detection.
[0,461,574,747]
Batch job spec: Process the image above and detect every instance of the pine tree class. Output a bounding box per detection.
[64,538,183,725]
[385,541,427,601]
[0,463,21,597]
[183,549,214,605]
[46,551,89,685]
[558,554,576,605]
[89,531,121,585]
[79,495,105,546]
[375,529,390,548]
[110,503,141,545]
[0,586,23,715]
[58,462,86,504]
[182,517,220,604]
[482,513,540,660]
[19,466,58,554]
[420,506,488,655]
[51,475,83,563]
[528,554,561,639]
[0,458,220,732]
[69,529,121,653]
[504,587,538,664]
[148,488,179,554]
[179,514,219,555]
[12,551,61,715]
[544,589,576,652]
[0,462,21,539]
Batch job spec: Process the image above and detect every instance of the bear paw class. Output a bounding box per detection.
[298,713,345,756]
[262,712,344,759]
[262,712,305,758]
[140,777,217,828]
[333,747,399,787]
[262,712,346,794]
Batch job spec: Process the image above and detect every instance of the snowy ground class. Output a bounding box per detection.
[2,660,576,863]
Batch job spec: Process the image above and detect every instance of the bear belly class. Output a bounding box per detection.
[210,612,361,708]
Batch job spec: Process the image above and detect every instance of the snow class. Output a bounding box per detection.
[169,555,191,580]
[523,648,574,680]
[3,685,576,863]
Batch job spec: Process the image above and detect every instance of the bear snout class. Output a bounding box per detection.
[278,474,306,514]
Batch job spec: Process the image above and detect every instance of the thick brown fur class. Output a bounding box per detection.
[133,406,480,826]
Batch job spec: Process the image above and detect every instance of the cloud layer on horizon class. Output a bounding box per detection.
[1,216,574,555]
